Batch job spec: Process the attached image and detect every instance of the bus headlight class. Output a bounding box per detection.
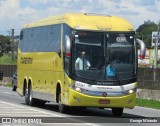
[75,87,82,92]
[74,81,86,93]
[128,89,134,94]
[125,88,137,94]
[68,83,83,93]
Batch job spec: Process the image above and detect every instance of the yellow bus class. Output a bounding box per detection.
[17,13,145,116]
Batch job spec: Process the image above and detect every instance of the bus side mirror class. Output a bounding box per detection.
[20,30,23,40]
[65,35,71,57]
[136,39,146,59]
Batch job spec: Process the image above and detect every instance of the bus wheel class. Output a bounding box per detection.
[112,108,123,117]
[25,87,29,105]
[12,83,16,91]
[58,91,68,113]
[28,85,36,106]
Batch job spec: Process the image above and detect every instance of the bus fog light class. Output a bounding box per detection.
[128,99,133,104]
[73,96,81,102]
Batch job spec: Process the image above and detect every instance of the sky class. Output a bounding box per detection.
[0,0,160,36]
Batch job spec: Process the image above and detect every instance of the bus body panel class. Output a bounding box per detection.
[68,88,136,108]
[23,13,134,32]
[17,51,64,102]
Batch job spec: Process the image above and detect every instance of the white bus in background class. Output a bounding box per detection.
[151,31,160,47]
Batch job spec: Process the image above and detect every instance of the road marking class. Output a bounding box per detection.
[136,106,160,112]
[0,101,100,126]
[0,101,63,117]
[1,91,13,95]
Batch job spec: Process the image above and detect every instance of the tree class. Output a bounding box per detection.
[136,21,158,48]
[0,35,11,57]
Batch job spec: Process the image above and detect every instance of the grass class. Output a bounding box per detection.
[136,98,160,110]
[4,83,12,87]
[0,54,17,64]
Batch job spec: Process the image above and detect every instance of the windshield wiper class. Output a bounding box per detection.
[90,60,103,81]
[108,64,123,85]
[74,74,93,81]
[115,71,123,85]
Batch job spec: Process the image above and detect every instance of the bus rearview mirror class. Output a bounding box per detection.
[65,35,71,53]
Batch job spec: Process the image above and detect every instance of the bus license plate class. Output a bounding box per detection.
[99,100,110,104]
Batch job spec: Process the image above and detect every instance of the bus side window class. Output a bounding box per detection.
[63,24,71,74]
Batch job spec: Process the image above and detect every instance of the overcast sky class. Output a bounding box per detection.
[0,0,160,35]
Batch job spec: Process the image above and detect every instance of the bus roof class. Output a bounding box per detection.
[23,13,134,32]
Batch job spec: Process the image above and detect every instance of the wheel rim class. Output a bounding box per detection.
[25,88,28,99]
[25,88,29,105]
[29,88,32,102]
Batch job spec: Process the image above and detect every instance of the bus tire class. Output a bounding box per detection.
[58,89,68,113]
[112,108,123,117]
[25,87,29,105]
[28,84,36,106]
[12,85,17,91]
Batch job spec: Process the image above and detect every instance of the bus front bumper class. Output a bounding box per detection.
[68,88,136,108]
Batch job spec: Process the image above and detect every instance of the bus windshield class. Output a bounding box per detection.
[72,31,136,84]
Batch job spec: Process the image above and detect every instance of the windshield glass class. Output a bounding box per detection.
[72,31,136,84]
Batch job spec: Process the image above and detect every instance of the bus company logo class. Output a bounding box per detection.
[21,57,33,64]
[116,36,127,43]
[96,82,113,85]
[97,86,113,90]
[2,118,11,123]
[102,92,107,97]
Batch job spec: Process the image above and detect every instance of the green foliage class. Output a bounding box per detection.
[0,54,17,64]
[136,22,158,48]
[5,83,12,87]
[136,98,160,109]
[0,35,11,57]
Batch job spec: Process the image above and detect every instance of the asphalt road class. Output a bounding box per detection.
[0,86,159,126]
